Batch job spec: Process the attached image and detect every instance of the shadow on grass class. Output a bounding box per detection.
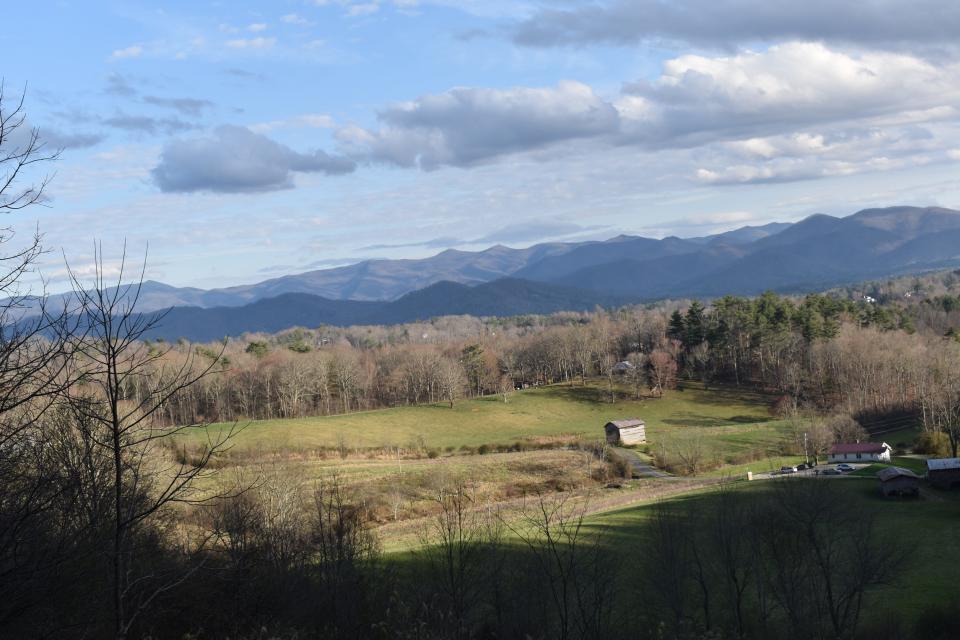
[660,413,774,427]
[538,384,608,406]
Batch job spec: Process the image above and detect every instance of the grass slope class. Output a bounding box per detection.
[177,381,784,455]
[587,478,960,620]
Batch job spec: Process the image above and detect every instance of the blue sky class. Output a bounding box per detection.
[6,0,960,291]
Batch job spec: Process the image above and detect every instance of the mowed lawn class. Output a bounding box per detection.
[173,380,786,455]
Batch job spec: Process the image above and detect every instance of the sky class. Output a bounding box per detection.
[5,0,960,291]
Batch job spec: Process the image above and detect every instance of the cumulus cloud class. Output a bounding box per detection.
[622,42,960,146]
[510,0,960,49]
[340,80,619,169]
[339,42,960,186]
[151,125,356,193]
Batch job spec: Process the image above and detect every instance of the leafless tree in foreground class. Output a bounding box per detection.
[0,84,90,632]
[63,248,238,639]
[504,492,616,640]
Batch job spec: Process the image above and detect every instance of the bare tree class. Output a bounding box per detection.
[63,249,238,639]
[0,85,88,634]
[436,357,466,408]
[648,348,677,398]
[419,481,487,640]
[504,492,616,640]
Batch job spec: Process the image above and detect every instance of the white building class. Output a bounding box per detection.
[828,442,892,463]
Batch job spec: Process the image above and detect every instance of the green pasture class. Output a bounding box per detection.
[174,380,788,456]
[584,478,960,620]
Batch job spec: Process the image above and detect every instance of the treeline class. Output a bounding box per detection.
[137,289,960,456]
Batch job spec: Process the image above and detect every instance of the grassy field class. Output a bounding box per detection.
[172,380,794,533]
[585,477,960,620]
[175,380,786,457]
[849,455,930,477]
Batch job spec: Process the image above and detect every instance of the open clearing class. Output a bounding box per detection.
[177,380,786,456]
[176,380,796,535]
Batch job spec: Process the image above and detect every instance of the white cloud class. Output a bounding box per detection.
[281,13,311,25]
[340,41,960,187]
[111,45,143,59]
[347,2,381,17]
[341,80,619,169]
[226,37,276,49]
[247,23,269,32]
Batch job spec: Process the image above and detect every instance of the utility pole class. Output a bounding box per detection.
[803,431,810,466]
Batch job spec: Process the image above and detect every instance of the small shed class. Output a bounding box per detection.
[605,419,646,445]
[828,442,892,463]
[927,458,960,489]
[877,467,920,497]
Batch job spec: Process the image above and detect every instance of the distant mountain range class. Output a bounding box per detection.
[21,206,960,341]
[144,279,630,342]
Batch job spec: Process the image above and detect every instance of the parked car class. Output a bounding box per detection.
[820,468,842,476]
[797,463,810,471]
[836,464,855,472]
[780,466,798,474]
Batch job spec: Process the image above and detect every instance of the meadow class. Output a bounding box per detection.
[177,380,786,457]
[587,477,960,622]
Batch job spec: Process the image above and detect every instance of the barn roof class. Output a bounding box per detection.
[877,467,920,482]
[607,419,645,429]
[927,458,960,471]
[830,442,889,454]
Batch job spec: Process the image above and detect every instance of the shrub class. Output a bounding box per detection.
[915,431,951,457]
[426,448,440,459]
[477,444,491,455]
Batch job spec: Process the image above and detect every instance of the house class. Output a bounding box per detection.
[827,442,892,463]
[605,419,646,445]
[876,467,920,497]
[927,458,960,489]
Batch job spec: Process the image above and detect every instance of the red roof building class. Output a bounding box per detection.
[828,442,891,463]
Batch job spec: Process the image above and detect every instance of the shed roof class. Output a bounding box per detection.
[926,458,960,471]
[830,442,889,455]
[877,467,920,482]
[607,419,645,429]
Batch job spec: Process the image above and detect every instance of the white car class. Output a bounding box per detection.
[836,464,855,472]
[780,466,798,474]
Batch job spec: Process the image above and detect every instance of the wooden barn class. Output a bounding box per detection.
[828,442,892,463]
[605,419,646,445]
[876,467,921,497]
[927,458,960,489]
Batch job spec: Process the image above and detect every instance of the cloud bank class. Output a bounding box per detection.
[509,0,960,48]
